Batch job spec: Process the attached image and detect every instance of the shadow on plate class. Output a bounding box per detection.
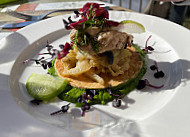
[121,58,190,110]
[6,47,190,136]
[0,32,29,64]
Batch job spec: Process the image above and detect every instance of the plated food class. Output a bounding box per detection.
[25,3,163,116]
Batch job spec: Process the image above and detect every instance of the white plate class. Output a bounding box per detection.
[8,11,190,137]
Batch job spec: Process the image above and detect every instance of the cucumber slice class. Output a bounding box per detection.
[26,73,68,101]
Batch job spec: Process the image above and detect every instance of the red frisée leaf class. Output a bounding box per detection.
[79,3,109,19]
[68,18,87,29]
[103,9,109,19]
[79,3,100,13]
[143,35,154,54]
[95,7,109,19]
[64,42,72,51]
[64,3,111,30]
[105,20,120,26]
[57,42,72,59]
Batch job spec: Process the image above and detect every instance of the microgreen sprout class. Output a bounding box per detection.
[107,88,123,98]
[150,61,165,78]
[63,3,119,31]
[137,79,164,90]
[23,57,44,64]
[23,57,52,69]
[57,42,72,59]
[112,99,121,107]
[68,16,75,24]
[107,88,123,107]
[50,103,71,115]
[37,41,59,59]
[81,103,91,116]
[143,35,154,54]
[63,16,76,29]
[24,41,72,70]
[74,10,80,18]
[79,89,96,116]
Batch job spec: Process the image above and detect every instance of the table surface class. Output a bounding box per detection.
[0,0,133,40]
[0,1,131,28]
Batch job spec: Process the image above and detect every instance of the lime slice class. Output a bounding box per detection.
[26,73,68,101]
[114,20,145,34]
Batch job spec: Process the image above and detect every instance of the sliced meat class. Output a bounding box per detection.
[70,29,133,55]
[97,30,133,53]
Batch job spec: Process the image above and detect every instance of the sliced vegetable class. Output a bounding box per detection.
[26,73,68,101]
[113,20,145,34]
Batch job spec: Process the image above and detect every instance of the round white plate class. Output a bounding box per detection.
[8,11,190,137]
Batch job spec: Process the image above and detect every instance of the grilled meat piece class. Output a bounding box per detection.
[97,30,133,53]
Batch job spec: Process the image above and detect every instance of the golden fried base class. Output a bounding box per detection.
[55,46,143,89]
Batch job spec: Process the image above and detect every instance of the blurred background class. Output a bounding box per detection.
[0,0,189,29]
[103,0,190,29]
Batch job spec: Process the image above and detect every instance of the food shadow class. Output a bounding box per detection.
[0,73,84,137]
[141,58,190,92]
[121,58,190,109]
[0,32,29,64]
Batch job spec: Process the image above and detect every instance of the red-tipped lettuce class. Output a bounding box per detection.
[57,42,72,59]
[79,3,109,19]
[105,20,120,26]
[79,3,100,13]
[68,18,87,29]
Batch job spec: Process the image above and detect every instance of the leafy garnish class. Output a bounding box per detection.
[48,58,57,76]
[136,79,164,90]
[61,3,119,52]
[143,35,154,54]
